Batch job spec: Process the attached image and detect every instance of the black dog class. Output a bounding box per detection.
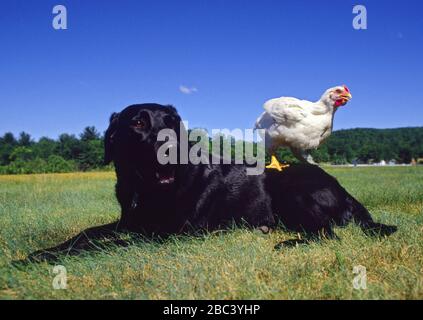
[28,104,396,261]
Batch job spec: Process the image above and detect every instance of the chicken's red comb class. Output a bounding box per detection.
[343,85,350,93]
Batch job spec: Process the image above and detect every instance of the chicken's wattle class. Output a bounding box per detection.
[335,99,345,107]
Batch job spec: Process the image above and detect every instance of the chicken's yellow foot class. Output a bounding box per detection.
[266,155,290,171]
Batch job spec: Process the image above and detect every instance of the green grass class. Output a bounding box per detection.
[0,167,422,300]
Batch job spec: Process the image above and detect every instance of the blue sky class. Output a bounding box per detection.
[0,0,422,139]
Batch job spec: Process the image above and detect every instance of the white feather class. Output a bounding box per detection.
[255,88,341,152]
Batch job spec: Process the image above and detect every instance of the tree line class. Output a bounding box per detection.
[0,127,106,174]
[309,127,423,165]
[0,126,422,174]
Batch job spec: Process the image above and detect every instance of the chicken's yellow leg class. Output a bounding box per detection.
[266,155,289,171]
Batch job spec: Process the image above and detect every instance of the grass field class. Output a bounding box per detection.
[0,167,422,300]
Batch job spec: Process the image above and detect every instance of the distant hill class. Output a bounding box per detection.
[312,127,423,164]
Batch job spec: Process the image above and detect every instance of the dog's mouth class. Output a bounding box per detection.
[155,171,175,185]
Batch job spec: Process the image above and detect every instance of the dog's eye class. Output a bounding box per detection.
[132,119,146,129]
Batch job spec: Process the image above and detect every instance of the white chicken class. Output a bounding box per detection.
[255,85,352,170]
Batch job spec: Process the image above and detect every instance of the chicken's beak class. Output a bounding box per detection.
[341,92,352,100]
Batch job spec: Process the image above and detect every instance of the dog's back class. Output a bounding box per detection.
[265,165,397,236]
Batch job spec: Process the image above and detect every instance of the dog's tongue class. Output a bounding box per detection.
[159,176,175,184]
[156,172,175,184]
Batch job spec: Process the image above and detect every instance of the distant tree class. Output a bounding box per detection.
[47,155,77,173]
[311,146,330,163]
[2,132,17,145]
[0,132,17,165]
[57,134,82,160]
[78,139,104,170]
[28,158,48,174]
[18,132,32,147]
[33,137,57,159]
[398,148,412,164]
[9,146,33,162]
[275,148,299,164]
[331,154,348,165]
[80,126,100,141]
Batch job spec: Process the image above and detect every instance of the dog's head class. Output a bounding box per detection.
[104,104,185,187]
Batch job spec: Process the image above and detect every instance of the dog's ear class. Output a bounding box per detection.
[166,104,186,135]
[166,104,178,114]
[104,112,120,165]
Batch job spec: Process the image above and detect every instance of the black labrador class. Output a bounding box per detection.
[27,104,396,261]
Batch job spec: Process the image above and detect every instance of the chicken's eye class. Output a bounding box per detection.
[335,89,342,94]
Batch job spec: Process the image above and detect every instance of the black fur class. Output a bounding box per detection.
[266,166,397,238]
[27,104,396,261]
